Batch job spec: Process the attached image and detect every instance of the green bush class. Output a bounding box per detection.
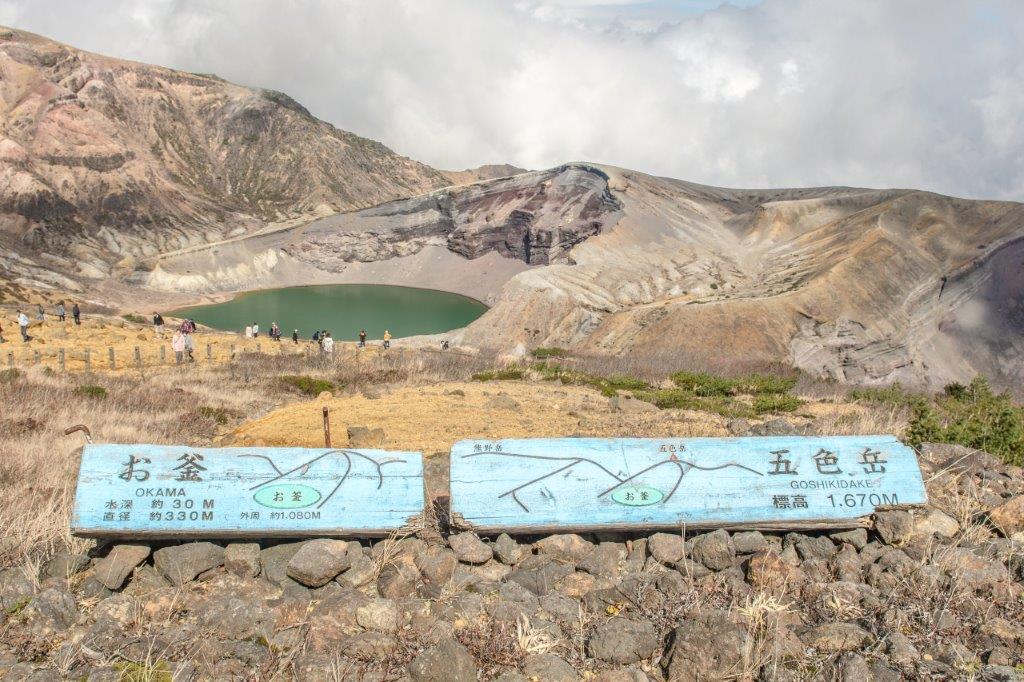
[471,368,525,382]
[75,385,107,399]
[279,375,335,396]
[530,347,568,359]
[633,389,756,418]
[753,393,803,414]
[122,313,147,324]
[0,368,21,383]
[670,371,797,397]
[530,362,649,397]
[906,377,1023,465]
[849,382,926,408]
[197,405,232,425]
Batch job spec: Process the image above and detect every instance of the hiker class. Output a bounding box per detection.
[322,332,334,358]
[56,301,66,322]
[271,322,281,341]
[312,329,320,344]
[171,330,186,364]
[184,331,195,362]
[292,329,299,344]
[36,304,44,324]
[358,329,366,348]
[188,319,197,333]
[18,310,29,342]
[252,322,259,338]
[72,303,81,325]
[383,329,391,350]
[153,312,165,337]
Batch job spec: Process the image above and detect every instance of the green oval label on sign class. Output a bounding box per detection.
[611,485,664,506]
[253,484,321,509]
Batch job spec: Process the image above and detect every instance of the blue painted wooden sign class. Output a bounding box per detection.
[72,445,424,538]
[449,435,926,532]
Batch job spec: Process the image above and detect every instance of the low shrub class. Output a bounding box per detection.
[753,393,803,414]
[279,374,335,396]
[122,313,147,325]
[633,389,755,418]
[670,371,796,397]
[471,368,526,382]
[906,377,1023,465]
[196,405,233,425]
[74,385,107,399]
[530,347,568,359]
[0,368,21,383]
[848,382,926,408]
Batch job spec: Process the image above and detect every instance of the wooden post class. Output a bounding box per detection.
[33,350,40,365]
[134,346,142,370]
[323,406,332,448]
[256,342,261,354]
[108,347,115,370]
[160,346,166,364]
[84,349,91,371]
[7,352,13,369]
[59,349,65,372]
[230,344,236,359]
[206,343,212,361]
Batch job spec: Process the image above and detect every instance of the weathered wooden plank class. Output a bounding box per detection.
[72,444,424,539]
[449,436,927,533]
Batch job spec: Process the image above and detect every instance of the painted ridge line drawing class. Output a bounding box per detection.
[461,450,763,512]
[240,449,407,509]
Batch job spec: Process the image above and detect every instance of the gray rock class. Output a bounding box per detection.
[93,544,150,590]
[726,418,751,435]
[42,553,91,581]
[689,529,735,571]
[347,425,385,448]
[224,543,261,578]
[937,547,1006,588]
[414,545,457,597]
[588,617,659,664]
[884,631,920,664]
[0,566,37,611]
[523,653,577,682]
[662,611,749,681]
[831,528,869,549]
[449,532,493,564]
[873,511,914,546]
[534,534,593,563]
[260,542,305,585]
[408,638,477,682]
[22,588,78,636]
[648,533,686,565]
[153,542,224,586]
[749,417,800,436]
[378,554,421,598]
[286,539,351,587]
[484,394,520,411]
[914,507,960,539]
[608,395,659,413]
[799,622,872,652]
[337,553,377,589]
[795,535,837,561]
[493,533,526,565]
[838,653,872,681]
[578,542,625,578]
[508,556,574,596]
[732,531,767,555]
[356,598,401,632]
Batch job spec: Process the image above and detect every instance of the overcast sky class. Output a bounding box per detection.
[1,0,1022,200]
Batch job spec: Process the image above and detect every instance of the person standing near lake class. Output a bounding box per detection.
[292,329,299,344]
[358,329,366,348]
[171,329,185,364]
[18,310,29,342]
[252,322,259,338]
[153,312,165,337]
[56,301,66,322]
[322,332,334,358]
[72,303,81,325]
[184,330,195,362]
[383,329,391,350]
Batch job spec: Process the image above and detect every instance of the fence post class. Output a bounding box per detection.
[230,344,235,359]
[255,342,261,354]
[206,343,212,361]
[84,349,91,371]
[59,348,65,372]
[134,346,142,370]
[108,347,115,370]
[33,350,40,365]
[160,346,166,364]
[7,352,13,369]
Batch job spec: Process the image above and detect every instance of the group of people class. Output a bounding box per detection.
[2,301,81,344]
[169,317,197,363]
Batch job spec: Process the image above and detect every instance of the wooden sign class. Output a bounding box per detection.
[449,436,926,533]
[72,445,424,539]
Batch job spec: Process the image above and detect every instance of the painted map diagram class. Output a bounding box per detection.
[449,436,927,532]
[72,444,424,538]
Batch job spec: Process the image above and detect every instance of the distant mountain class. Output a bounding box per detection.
[146,163,1024,390]
[0,26,449,285]
[441,164,527,186]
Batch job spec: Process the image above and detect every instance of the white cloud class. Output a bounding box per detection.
[1,0,1022,200]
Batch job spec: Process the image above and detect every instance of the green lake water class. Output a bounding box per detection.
[169,284,487,340]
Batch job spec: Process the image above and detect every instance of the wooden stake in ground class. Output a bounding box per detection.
[84,349,90,371]
[134,346,142,370]
[323,406,332,447]
[7,352,13,369]
[59,348,65,372]
[108,347,115,370]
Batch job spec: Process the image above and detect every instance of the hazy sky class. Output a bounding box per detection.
[2,0,1022,200]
